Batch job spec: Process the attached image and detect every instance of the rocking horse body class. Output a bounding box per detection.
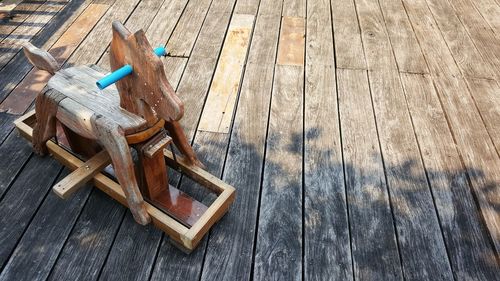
[29,21,204,226]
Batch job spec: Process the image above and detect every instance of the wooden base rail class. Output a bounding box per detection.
[15,110,235,252]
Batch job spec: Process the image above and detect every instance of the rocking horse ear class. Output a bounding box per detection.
[22,42,60,75]
[111,20,131,40]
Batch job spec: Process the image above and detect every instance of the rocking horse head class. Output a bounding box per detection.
[108,21,183,125]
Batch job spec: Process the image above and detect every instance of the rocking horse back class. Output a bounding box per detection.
[109,21,184,126]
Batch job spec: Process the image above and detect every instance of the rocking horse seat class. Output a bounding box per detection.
[47,64,150,136]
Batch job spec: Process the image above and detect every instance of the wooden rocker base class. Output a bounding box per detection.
[15,110,235,252]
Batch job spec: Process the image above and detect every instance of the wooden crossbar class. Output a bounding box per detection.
[53,150,111,199]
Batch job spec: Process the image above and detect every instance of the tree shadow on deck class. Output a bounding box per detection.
[166,125,500,280]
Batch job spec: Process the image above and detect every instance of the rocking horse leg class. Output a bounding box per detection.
[33,89,65,155]
[164,120,203,167]
[92,115,151,225]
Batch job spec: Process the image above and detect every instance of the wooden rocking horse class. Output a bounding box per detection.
[14,21,235,252]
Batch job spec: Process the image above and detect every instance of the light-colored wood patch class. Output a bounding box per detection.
[0,0,23,12]
[277,16,305,66]
[0,3,108,115]
[198,14,254,133]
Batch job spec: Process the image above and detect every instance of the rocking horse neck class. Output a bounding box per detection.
[119,92,159,126]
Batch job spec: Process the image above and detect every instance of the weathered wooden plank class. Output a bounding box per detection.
[196,3,283,280]
[0,0,45,43]
[0,113,20,145]
[0,0,70,70]
[283,0,305,18]
[470,0,500,36]
[446,0,500,80]
[0,131,33,199]
[377,0,427,73]
[198,14,254,133]
[176,0,238,141]
[0,156,62,268]
[306,0,334,65]
[465,78,500,154]
[338,68,402,281]
[246,16,281,64]
[303,0,352,279]
[166,0,213,56]
[423,0,494,78]
[0,170,93,281]
[402,0,462,78]
[145,0,189,46]
[254,64,303,281]
[97,214,162,281]
[46,190,125,281]
[401,73,500,280]
[305,65,352,280]
[355,0,454,279]
[331,0,366,69]
[405,0,500,252]
[64,0,140,67]
[277,16,305,66]
[0,0,98,103]
[162,56,188,87]
[432,73,500,254]
[0,3,109,115]
[0,0,24,13]
[198,63,274,281]
[234,0,259,14]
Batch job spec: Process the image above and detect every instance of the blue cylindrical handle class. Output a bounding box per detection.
[96,46,166,90]
[96,64,133,90]
[154,46,166,57]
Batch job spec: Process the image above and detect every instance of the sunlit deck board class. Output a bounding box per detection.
[0,0,499,279]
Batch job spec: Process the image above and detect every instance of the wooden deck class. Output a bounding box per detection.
[0,0,499,279]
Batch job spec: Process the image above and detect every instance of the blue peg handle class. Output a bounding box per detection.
[96,46,167,90]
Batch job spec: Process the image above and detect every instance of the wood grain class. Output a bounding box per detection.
[331,0,366,69]
[338,68,402,281]
[446,0,500,80]
[401,73,500,280]
[166,0,213,56]
[423,0,494,78]
[198,14,254,133]
[470,0,500,36]
[0,156,62,268]
[464,78,500,154]
[53,150,111,199]
[0,0,70,69]
[405,0,500,253]
[0,171,93,281]
[0,3,108,115]
[304,0,352,279]
[355,0,454,279]
[196,2,283,280]
[0,0,97,103]
[0,0,46,43]
[377,0,427,73]
[254,65,303,281]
